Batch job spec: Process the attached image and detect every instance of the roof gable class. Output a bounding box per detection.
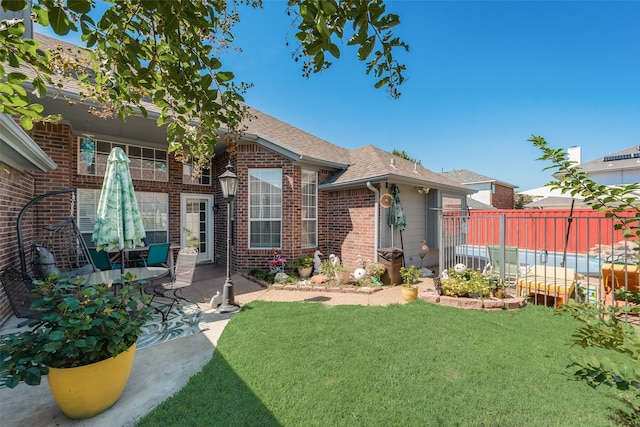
[440,169,517,188]
[321,145,469,192]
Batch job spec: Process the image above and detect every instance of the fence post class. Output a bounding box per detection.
[499,214,506,284]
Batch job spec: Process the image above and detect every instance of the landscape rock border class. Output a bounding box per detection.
[421,290,526,311]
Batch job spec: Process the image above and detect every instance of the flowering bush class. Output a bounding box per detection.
[439,266,492,297]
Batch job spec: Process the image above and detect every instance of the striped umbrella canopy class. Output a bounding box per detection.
[92,147,146,273]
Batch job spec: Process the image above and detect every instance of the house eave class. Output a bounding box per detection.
[0,114,57,171]
[320,173,473,194]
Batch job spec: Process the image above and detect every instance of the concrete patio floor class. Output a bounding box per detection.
[0,264,430,427]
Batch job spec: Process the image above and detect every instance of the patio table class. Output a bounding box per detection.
[73,267,169,293]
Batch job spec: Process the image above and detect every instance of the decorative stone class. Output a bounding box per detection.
[421,293,440,304]
[342,286,357,293]
[312,286,328,292]
[503,297,526,310]
[482,298,504,310]
[283,285,298,291]
[310,274,327,284]
[459,298,484,310]
[298,285,312,292]
[439,295,460,307]
[274,272,289,283]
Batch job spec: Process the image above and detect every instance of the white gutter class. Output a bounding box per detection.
[0,114,57,171]
[366,181,379,262]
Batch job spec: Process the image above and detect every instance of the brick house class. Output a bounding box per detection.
[440,169,517,210]
[0,33,471,323]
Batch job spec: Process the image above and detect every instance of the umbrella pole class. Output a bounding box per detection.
[121,249,125,274]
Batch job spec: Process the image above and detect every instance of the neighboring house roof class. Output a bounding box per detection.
[440,169,518,189]
[466,197,496,210]
[320,145,471,193]
[524,196,591,209]
[575,145,640,174]
[518,186,576,200]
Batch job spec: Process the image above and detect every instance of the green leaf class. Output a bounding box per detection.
[48,6,74,36]
[67,0,91,14]
[1,0,27,12]
[32,6,50,26]
[357,36,375,60]
[17,110,33,128]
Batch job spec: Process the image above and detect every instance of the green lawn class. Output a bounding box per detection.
[137,301,630,426]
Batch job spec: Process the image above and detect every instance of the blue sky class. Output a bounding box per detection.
[38,1,640,191]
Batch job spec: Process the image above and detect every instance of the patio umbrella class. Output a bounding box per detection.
[92,147,146,274]
[388,185,407,251]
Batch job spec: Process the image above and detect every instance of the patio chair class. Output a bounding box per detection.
[602,262,639,303]
[517,266,581,308]
[144,246,198,321]
[137,243,170,268]
[89,248,113,271]
[0,267,42,327]
[486,245,526,285]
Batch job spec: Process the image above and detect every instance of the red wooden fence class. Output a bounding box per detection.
[465,209,637,255]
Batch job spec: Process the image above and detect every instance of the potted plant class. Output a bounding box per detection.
[0,272,152,419]
[400,265,420,301]
[295,255,314,278]
[334,264,351,285]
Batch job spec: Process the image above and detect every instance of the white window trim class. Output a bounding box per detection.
[248,168,283,249]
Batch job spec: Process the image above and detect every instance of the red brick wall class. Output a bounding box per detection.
[491,183,514,209]
[0,162,37,321]
[326,188,376,269]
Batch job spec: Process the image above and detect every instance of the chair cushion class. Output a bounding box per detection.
[32,244,61,278]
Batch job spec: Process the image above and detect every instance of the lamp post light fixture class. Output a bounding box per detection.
[214,161,240,313]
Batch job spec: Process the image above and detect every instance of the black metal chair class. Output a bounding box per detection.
[144,247,198,321]
[0,267,42,327]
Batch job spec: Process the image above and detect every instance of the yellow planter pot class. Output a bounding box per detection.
[401,285,418,302]
[297,266,313,279]
[47,343,137,419]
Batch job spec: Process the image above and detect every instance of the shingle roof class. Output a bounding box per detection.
[578,145,640,173]
[243,108,350,166]
[321,145,469,191]
[440,169,517,188]
[27,33,467,192]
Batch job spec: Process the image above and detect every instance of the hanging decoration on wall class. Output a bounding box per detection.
[380,193,393,208]
[80,136,95,167]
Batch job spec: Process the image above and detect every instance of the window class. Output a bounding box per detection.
[249,169,282,248]
[77,189,169,246]
[182,163,211,185]
[77,137,168,182]
[301,169,317,247]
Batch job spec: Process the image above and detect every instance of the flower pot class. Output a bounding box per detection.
[336,270,351,285]
[401,285,418,302]
[47,343,137,419]
[297,266,313,278]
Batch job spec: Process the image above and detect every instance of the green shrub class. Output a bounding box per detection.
[439,267,490,297]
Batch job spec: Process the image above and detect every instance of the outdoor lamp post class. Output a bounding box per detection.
[214,162,240,313]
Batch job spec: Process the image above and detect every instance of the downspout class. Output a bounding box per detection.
[366,182,379,262]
